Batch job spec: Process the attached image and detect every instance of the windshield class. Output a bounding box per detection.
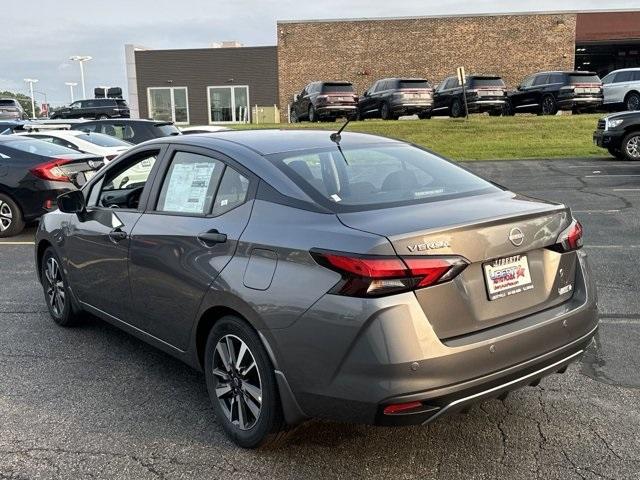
[268,144,499,211]
[321,83,354,93]
[399,80,430,89]
[6,139,81,157]
[156,124,180,136]
[77,132,131,147]
[569,74,601,84]
[470,77,505,88]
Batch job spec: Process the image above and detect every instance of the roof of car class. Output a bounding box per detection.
[537,70,598,75]
[157,129,403,155]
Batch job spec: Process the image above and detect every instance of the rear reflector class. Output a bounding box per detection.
[29,158,72,182]
[383,401,423,415]
[311,250,468,297]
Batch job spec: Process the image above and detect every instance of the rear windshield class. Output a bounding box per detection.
[268,144,498,211]
[569,74,601,84]
[156,124,181,136]
[6,139,80,157]
[469,77,505,88]
[76,132,131,147]
[321,83,354,93]
[399,80,430,89]
[0,100,17,106]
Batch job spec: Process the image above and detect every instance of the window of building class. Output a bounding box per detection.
[207,85,250,123]
[147,87,189,125]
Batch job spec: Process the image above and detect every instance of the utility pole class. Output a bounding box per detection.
[69,56,92,99]
[23,78,38,118]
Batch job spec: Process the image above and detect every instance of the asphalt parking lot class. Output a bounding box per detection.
[1,157,639,480]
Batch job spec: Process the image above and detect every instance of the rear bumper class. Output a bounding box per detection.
[558,97,603,109]
[391,102,433,114]
[272,250,598,426]
[316,105,357,116]
[468,99,505,112]
[593,129,625,150]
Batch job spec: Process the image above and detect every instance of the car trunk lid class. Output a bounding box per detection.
[338,190,577,339]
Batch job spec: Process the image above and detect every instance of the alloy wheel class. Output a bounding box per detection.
[0,201,12,232]
[627,94,640,111]
[212,334,262,430]
[44,257,65,317]
[542,97,556,115]
[625,135,640,160]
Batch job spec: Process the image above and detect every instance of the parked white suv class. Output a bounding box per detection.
[602,68,640,111]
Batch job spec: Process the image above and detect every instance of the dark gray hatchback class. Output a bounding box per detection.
[35,130,598,448]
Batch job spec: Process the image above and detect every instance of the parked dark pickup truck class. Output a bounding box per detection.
[593,111,640,161]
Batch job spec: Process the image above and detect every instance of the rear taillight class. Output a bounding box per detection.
[552,219,583,252]
[29,159,72,182]
[311,250,468,297]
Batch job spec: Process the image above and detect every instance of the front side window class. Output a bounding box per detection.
[533,75,549,86]
[613,71,633,83]
[269,144,498,211]
[157,152,224,215]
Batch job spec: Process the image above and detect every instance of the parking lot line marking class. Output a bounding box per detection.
[573,209,620,213]
[599,318,640,325]
[584,174,640,178]
[0,241,35,245]
[584,245,640,249]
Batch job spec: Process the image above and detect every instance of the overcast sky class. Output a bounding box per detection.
[2,0,637,105]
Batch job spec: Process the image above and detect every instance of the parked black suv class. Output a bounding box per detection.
[593,111,640,161]
[506,71,603,116]
[51,99,130,120]
[432,75,506,117]
[290,81,357,122]
[70,119,180,144]
[357,78,434,120]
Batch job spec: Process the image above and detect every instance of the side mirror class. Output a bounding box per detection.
[363,90,369,97]
[517,85,523,91]
[57,190,85,214]
[293,94,300,102]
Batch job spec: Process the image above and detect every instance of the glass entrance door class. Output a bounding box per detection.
[148,87,189,125]
[208,86,249,123]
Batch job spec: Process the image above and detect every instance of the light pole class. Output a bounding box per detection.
[65,82,78,103]
[23,78,38,118]
[69,55,92,99]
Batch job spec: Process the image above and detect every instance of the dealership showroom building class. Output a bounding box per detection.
[124,9,640,125]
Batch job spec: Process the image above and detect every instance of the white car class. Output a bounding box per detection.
[17,129,132,163]
[602,68,640,112]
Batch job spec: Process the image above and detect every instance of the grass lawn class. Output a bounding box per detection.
[230,114,605,161]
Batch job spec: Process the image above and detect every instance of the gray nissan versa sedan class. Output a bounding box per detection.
[35,129,598,448]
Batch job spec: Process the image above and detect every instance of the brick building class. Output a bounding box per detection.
[125,10,640,124]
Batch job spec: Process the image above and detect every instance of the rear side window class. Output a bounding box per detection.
[157,152,224,215]
[212,167,249,216]
[269,144,498,212]
[321,83,354,93]
[399,80,430,89]
[155,124,180,137]
[614,71,633,83]
[569,74,601,84]
[548,73,565,84]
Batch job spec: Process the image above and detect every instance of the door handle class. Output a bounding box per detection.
[108,228,128,244]
[197,229,227,246]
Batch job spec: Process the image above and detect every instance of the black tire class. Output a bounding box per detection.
[380,102,393,120]
[290,108,299,123]
[625,92,640,111]
[502,99,515,116]
[41,247,83,327]
[308,105,317,123]
[608,147,625,159]
[450,98,464,118]
[204,315,285,449]
[418,111,431,120]
[621,132,640,161]
[488,109,502,117]
[97,114,109,120]
[540,95,558,115]
[0,193,25,238]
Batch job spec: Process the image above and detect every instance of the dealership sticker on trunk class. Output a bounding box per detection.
[483,255,533,301]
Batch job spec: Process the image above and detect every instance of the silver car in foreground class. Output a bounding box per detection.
[602,68,640,111]
[35,130,598,448]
